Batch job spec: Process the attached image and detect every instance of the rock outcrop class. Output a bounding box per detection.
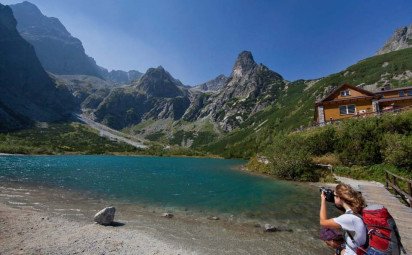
[377,24,412,55]
[0,3,76,131]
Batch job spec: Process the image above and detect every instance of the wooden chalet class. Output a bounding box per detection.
[315,84,412,125]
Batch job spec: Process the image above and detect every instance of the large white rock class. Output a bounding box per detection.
[264,224,278,232]
[94,207,116,225]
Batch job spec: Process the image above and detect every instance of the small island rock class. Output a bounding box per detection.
[94,207,116,225]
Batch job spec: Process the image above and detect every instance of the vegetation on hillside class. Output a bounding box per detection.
[202,48,412,158]
[246,110,412,182]
[0,122,207,157]
[0,122,139,154]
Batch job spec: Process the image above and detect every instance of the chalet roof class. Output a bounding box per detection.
[316,84,376,106]
[319,96,375,105]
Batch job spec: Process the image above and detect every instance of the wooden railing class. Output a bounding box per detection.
[385,170,412,207]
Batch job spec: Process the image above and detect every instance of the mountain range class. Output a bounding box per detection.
[9,1,142,84]
[1,1,411,155]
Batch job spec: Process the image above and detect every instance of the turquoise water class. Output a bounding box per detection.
[0,155,322,225]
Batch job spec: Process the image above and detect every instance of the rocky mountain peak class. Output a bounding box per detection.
[232,51,257,78]
[10,1,103,77]
[143,66,172,80]
[134,66,184,98]
[377,24,412,55]
[11,1,71,38]
[14,1,41,13]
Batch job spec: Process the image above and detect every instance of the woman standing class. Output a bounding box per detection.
[320,183,367,255]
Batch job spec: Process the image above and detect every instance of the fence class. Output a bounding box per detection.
[385,170,412,207]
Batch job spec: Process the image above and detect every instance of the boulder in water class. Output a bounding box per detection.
[94,207,116,225]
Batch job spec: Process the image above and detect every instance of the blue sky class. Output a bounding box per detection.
[1,0,412,85]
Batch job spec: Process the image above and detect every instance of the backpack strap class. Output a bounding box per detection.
[345,231,368,254]
[344,211,369,254]
[392,225,408,255]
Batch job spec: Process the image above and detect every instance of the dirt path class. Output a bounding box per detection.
[334,175,412,253]
[76,113,147,149]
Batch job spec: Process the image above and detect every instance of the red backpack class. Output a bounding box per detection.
[348,204,407,255]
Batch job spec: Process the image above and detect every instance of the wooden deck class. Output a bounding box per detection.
[335,176,412,253]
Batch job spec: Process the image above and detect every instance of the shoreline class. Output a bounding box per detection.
[0,180,332,255]
[0,151,226,159]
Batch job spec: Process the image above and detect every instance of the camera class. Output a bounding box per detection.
[320,187,335,203]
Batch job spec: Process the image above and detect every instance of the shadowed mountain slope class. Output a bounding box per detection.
[0,3,77,131]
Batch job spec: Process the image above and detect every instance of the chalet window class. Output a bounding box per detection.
[399,91,405,97]
[407,90,412,96]
[339,104,356,115]
[340,90,350,97]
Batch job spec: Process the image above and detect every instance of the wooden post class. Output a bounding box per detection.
[393,176,398,196]
[385,171,389,189]
[408,182,412,207]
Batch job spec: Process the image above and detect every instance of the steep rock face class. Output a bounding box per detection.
[10,1,103,77]
[51,74,113,106]
[93,66,190,129]
[105,70,143,85]
[193,74,228,92]
[184,51,285,131]
[0,3,76,131]
[377,24,412,55]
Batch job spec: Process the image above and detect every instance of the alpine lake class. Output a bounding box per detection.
[0,155,336,254]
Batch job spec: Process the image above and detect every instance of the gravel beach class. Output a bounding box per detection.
[0,203,193,255]
[0,182,332,255]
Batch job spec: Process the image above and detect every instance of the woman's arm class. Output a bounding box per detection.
[320,192,341,229]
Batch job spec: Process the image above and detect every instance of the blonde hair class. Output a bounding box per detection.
[335,183,366,214]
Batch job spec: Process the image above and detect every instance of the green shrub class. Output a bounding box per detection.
[335,118,382,165]
[265,134,316,181]
[302,125,336,156]
[379,112,412,135]
[381,133,412,168]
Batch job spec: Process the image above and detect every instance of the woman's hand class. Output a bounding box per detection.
[320,189,341,229]
[321,191,326,201]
